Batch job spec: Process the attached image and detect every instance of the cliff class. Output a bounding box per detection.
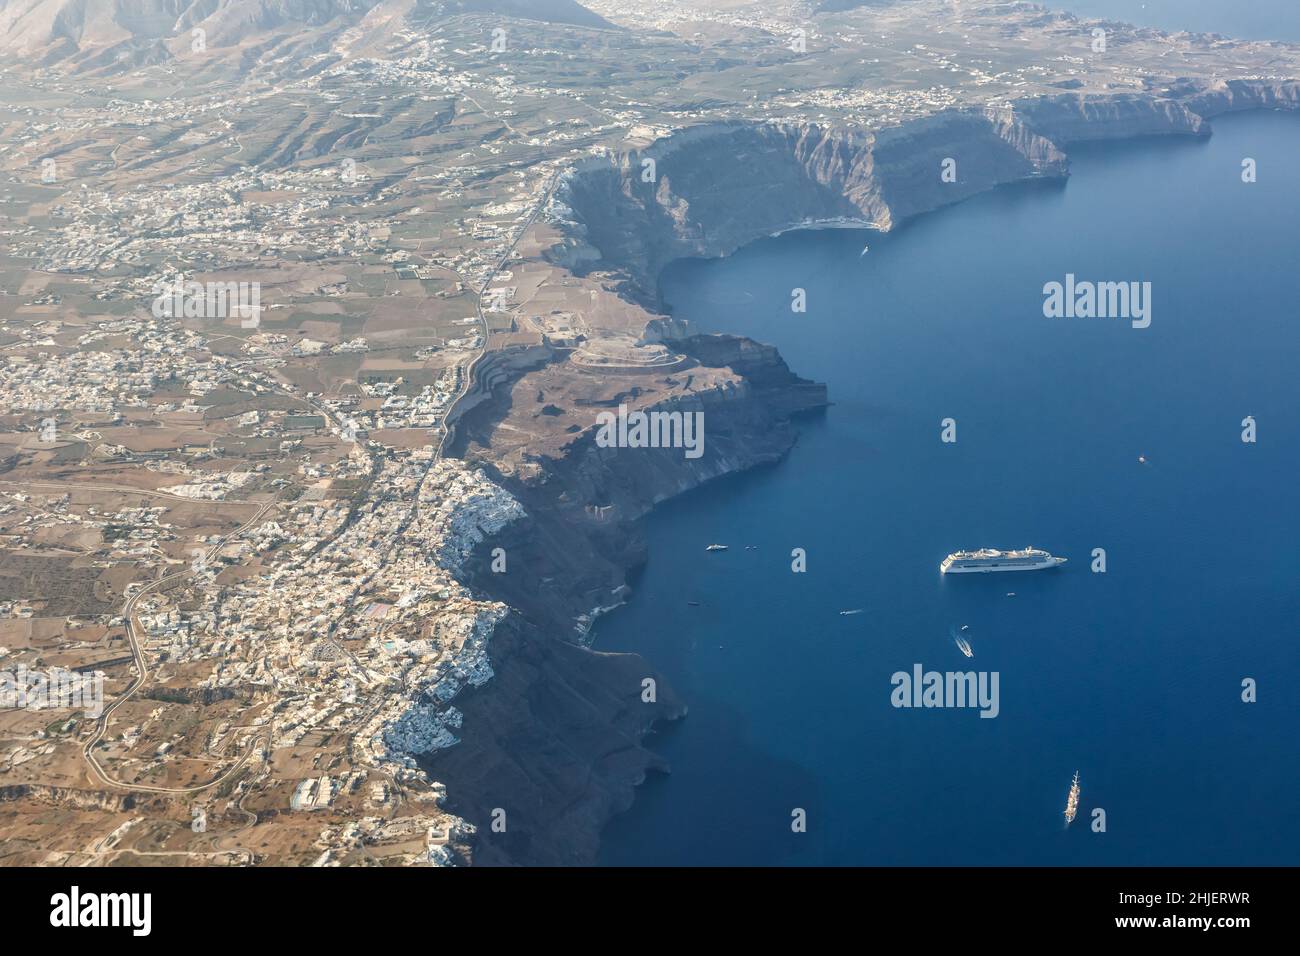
[0,783,136,812]
[549,109,1067,303]
[1179,78,1300,117]
[448,338,555,428]
[429,79,1300,866]
[549,81,1300,309]
[419,612,684,866]
[419,334,824,865]
[1008,91,1208,144]
[452,333,828,640]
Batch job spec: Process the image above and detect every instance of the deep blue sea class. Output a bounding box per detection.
[595,110,1300,865]
[1042,0,1300,42]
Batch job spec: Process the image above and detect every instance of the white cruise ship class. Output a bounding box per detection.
[939,547,1067,574]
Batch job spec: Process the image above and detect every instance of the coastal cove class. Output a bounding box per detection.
[593,109,1300,866]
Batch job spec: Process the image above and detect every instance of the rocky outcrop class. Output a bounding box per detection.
[449,339,556,427]
[0,783,136,812]
[455,333,827,640]
[669,334,829,420]
[419,612,683,866]
[529,345,826,527]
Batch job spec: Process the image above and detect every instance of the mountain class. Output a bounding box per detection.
[803,0,888,12]
[0,0,613,67]
[428,0,613,29]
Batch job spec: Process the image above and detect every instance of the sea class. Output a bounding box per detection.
[1038,0,1300,42]
[593,104,1300,865]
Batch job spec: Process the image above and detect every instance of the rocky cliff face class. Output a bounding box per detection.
[550,81,1300,310]
[1180,78,1300,116]
[419,612,684,866]
[549,110,1066,303]
[430,81,1300,866]
[1009,91,1208,144]
[0,783,136,811]
[454,334,827,640]
[869,108,1066,221]
[419,334,824,865]
[448,339,555,429]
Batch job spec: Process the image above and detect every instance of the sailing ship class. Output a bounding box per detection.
[1064,771,1081,825]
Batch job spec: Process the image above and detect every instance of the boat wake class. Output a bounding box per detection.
[949,624,974,657]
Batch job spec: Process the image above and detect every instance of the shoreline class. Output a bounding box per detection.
[434,89,1300,866]
[583,104,1300,866]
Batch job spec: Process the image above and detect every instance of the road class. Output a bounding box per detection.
[436,171,560,460]
[80,493,280,793]
[0,479,264,506]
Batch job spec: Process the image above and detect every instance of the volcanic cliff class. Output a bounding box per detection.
[426,80,1300,866]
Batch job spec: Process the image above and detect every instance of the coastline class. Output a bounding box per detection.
[425,82,1300,866]
[585,105,1300,866]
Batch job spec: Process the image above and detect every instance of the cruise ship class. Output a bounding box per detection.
[940,547,1067,574]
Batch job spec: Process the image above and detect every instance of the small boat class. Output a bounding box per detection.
[859,244,870,257]
[687,601,700,607]
[1138,455,1147,464]
[1006,592,1015,597]
[1064,771,1081,825]
[954,635,974,658]
[705,544,728,552]
[840,608,865,616]
[960,625,970,631]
